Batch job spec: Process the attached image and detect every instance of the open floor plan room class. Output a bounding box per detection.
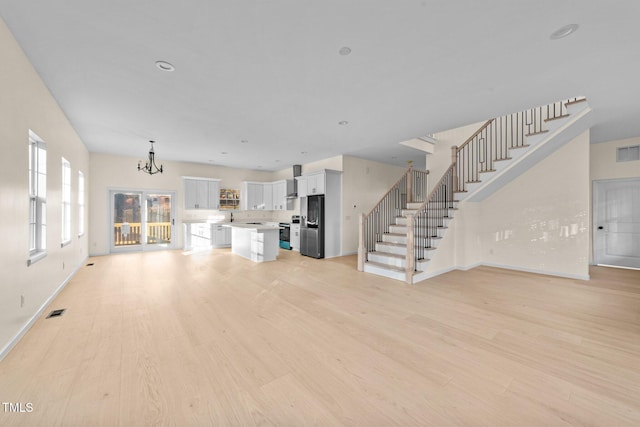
[1,250,639,426]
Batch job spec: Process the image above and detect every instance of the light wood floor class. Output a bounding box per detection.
[1,249,639,426]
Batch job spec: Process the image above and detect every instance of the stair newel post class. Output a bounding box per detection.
[357,213,366,272]
[406,162,413,204]
[451,145,459,193]
[406,213,415,284]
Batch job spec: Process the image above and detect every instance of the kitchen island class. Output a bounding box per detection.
[223,223,280,262]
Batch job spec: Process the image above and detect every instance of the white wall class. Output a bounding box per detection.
[89,153,274,255]
[0,18,90,358]
[342,156,406,254]
[426,130,591,280]
[590,136,640,181]
[479,130,590,279]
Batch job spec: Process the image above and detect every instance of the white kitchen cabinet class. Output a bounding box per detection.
[183,178,220,209]
[290,223,301,252]
[242,180,293,211]
[271,180,292,211]
[306,172,325,195]
[212,224,231,247]
[296,176,308,197]
[242,182,264,210]
[263,182,274,211]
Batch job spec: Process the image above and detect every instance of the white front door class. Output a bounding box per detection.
[594,178,640,269]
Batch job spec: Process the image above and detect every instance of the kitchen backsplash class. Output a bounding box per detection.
[182,209,298,223]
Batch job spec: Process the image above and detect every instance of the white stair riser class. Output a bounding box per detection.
[375,242,406,255]
[376,238,442,255]
[389,224,449,234]
[396,213,455,225]
[401,209,418,216]
[364,263,406,281]
[368,252,407,268]
[383,234,407,244]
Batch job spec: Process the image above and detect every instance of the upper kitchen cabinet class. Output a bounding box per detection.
[272,180,294,211]
[296,171,326,196]
[241,181,265,210]
[183,177,221,209]
[241,180,294,211]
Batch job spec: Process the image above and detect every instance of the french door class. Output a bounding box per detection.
[110,190,176,252]
[593,178,640,269]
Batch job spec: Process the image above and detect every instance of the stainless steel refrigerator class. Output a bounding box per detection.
[300,195,324,258]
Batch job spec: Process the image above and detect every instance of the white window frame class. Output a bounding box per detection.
[61,157,71,246]
[28,131,47,265]
[78,171,85,237]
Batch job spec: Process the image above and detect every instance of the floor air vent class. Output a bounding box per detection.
[46,309,66,319]
[86,263,94,266]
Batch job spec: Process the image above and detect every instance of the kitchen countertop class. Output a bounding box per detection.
[223,223,281,230]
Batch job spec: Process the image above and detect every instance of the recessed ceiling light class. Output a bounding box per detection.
[339,46,352,56]
[338,121,349,126]
[550,24,579,40]
[155,60,175,72]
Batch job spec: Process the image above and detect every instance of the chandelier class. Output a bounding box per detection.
[138,140,164,175]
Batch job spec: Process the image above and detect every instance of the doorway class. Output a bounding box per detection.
[593,178,640,269]
[110,190,176,253]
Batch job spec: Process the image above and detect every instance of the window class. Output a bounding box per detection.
[61,158,71,245]
[28,131,47,264]
[78,171,85,236]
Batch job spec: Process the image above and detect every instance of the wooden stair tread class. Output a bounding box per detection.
[565,98,587,105]
[545,114,569,122]
[526,129,549,137]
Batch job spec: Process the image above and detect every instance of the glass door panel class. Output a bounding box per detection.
[146,193,172,246]
[113,192,142,247]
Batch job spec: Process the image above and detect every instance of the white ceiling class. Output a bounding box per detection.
[1,1,639,172]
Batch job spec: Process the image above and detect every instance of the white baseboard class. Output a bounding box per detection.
[481,262,590,281]
[0,256,88,362]
[418,261,589,283]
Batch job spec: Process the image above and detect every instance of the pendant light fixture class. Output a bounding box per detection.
[138,140,164,175]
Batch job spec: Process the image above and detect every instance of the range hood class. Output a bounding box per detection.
[287,164,302,198]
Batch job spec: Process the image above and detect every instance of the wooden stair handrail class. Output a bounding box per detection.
[366,166,411,216]
[411,163,456,213]
[456,119,495,153]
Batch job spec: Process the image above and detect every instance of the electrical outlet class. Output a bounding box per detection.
[20,295,24,308]
[62,262,65,270]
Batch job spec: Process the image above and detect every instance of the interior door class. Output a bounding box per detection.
[111,190,175,252]
[594,178,640,269]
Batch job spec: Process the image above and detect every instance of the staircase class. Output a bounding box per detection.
[358,97,592,284]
